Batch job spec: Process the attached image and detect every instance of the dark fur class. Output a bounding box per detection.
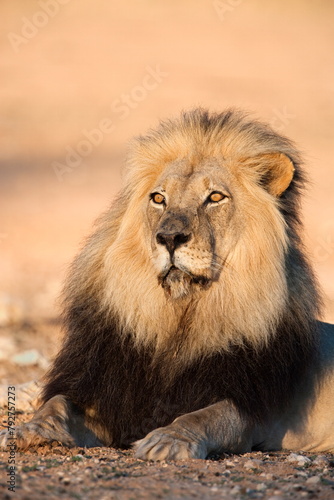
[43,308,319,448]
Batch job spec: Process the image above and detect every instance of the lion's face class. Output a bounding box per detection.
[146,159,236,299]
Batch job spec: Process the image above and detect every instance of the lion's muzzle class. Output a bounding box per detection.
[156,231,191,257]
[154,212,214,298]
[156,214,192,258]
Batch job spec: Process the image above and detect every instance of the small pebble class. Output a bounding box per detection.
[306,475,321,485]
[244,459,262,469]
[313,455,329,466]
[230,485,241,495]
[246,488,255,495]
[286,453,311,465]
[11,349,49,369]
[225,460,235,467]
[260,472,274,480]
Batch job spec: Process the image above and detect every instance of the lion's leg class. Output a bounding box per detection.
[134,400,254,460]
[0,395,102,450]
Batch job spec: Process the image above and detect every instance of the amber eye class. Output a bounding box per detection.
[151,193,165,204]
[208,192,226,203]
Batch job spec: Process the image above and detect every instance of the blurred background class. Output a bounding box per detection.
[0,0,333,383]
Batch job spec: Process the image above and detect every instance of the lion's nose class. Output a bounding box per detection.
[156,231,191,256]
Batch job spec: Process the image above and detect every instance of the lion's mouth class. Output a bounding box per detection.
[159,265,211,298]
[163,265,185,281]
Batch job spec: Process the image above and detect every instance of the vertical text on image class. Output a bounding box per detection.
[6,386,16,493]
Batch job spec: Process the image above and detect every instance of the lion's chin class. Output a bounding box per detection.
[160,266,211,300]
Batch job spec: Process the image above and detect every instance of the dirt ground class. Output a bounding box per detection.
[2,435,334,500]
[1,1,334,498]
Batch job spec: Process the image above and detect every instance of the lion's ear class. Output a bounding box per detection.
[255,152,295,197]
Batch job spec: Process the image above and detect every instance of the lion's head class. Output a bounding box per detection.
[146,150,293,301]
[64,109,321,364]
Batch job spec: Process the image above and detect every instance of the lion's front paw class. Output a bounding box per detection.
[0,421,75,450]
[134,425,207,461]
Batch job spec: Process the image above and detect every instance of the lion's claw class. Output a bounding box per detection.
[134,426,207,460]
[0,428,10,449]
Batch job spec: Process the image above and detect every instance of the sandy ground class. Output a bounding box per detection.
[1,1,334,498]
[2,436,334,500]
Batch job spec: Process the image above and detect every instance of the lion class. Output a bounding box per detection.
[1,108,334,460]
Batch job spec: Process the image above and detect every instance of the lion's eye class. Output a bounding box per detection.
[151,193,165,205]
[208,192,226,203]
